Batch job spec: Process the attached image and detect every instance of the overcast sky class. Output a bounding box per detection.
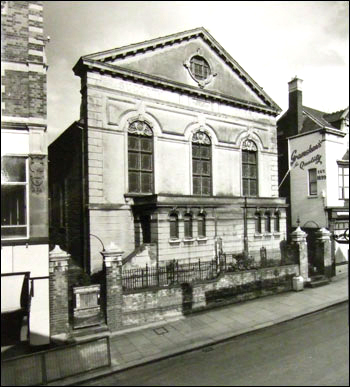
[43,1,349,144]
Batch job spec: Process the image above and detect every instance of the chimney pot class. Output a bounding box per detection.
[288,77,303,93]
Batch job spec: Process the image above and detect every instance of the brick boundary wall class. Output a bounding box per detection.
[110,264,299,331]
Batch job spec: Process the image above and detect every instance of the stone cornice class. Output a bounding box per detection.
[126,194,288,208]
[74,58,279,117]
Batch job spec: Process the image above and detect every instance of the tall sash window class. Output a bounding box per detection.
[192,131,212,196]
[242,139,258,197]
[128,121,153,194]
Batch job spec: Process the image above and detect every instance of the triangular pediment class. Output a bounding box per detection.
[77,28,280,114]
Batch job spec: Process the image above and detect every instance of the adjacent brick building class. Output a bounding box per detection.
[49,27,288,275]
[1,1,50,346]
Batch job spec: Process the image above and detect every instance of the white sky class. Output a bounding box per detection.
[43,1,349,144]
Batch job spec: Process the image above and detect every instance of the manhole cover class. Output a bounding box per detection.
[153,327,168,335]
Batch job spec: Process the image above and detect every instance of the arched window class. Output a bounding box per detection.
[265,211,271,233]
[190,56,211,81]
[192,131,212,196]
[274,211,280,233]
[197,213,206,237]
[169,212,179,239]
[128,120,153,194]
[184,213,193,238]
[242,139,258,197]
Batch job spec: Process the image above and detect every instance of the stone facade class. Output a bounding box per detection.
[49,28,288,274]
[1,1,50,345]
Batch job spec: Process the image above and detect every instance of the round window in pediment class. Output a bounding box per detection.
[189,55,211,81]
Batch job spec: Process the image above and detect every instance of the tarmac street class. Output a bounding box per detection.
[80,302,349,386]
[47,273,348,386]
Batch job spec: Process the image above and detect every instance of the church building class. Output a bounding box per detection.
[49,27,287,274]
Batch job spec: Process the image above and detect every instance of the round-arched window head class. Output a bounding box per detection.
[190,55,211,81]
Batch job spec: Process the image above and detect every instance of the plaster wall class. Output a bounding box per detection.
[289,131,327,228]
[1,131,29,155]
[324,132,348,208]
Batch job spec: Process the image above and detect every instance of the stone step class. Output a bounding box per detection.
[308,275,330,288]
[71,324,109,341]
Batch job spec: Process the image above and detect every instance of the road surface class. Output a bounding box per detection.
[81,302,349,386]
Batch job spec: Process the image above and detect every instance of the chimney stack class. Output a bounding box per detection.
[288,77,303,134]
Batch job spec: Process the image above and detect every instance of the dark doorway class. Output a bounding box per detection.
[140,215,151,244]
[306,228,323,276]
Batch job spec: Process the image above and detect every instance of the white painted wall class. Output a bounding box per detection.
[289,131,326,228]
[1,244,50,345]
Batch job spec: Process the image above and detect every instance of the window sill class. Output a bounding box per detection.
[254,233,263,239]
[307,195,318,199]
[264,233,273,238]
[183,237,195,243]
[273,232,281,237]
[169,238,181,245]
[197,237,208,242]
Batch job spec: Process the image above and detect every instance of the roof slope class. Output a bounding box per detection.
[301,106,349,133]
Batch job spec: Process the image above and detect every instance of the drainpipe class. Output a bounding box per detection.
[243,196,249,258]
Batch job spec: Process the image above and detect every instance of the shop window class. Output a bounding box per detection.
[274,211,280,232]
[1,156,28,239]
[169,212,179,239]
[242,140,258,197]
[190,56,211,81]
[338,165,349,200]
[308,168,317,196]
[128,121,153,194]
[192,131,212,196]
[184,213,193,238]
[197,213,206,237]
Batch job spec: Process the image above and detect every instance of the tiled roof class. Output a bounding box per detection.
[301,106,348,133]
[324,109,347,123]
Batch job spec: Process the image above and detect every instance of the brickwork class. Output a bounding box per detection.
[102,246,124,332]
[1,70,29,116]
[49,124,83,263]
[120,264,299,328]
[105,262,123,331]
[1,1,46,120]
[49,247,70,337]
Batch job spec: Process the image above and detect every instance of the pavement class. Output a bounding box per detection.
[47,272,349,386]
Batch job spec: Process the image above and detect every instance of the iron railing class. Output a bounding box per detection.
[122,247,299,291]
[122,259,218,290]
